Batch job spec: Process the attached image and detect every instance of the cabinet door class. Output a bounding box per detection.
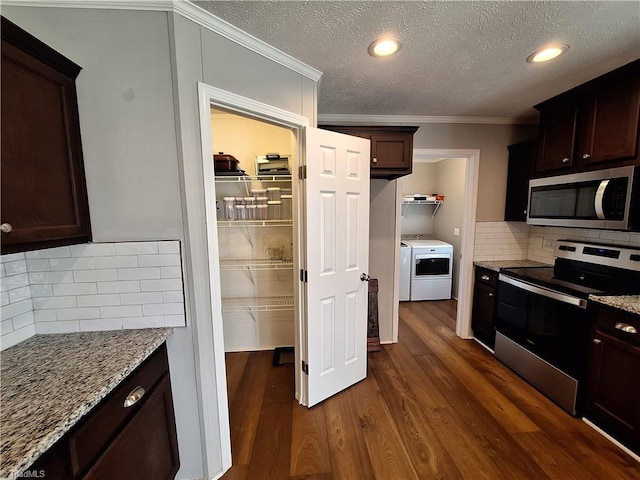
[578,76,640,166]
[371,134,412,171]
[586,329,640,452]
[471,282,497,349]
[82,375,180,480]
[504,140,536,222]
[536,102,577,173]
[1,18,91,253]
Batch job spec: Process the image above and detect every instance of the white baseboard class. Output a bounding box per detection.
[582,417,640,464]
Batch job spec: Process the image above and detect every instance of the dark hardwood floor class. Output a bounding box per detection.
[222,300,640,479]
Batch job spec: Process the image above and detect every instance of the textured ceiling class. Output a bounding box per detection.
[193,1,640,121]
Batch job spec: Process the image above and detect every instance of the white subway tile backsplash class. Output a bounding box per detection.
[26,259,51,272]
[97,280,141,294]
[79,318,123,332]
[120,292,163,305]
[2,240,185,347]
[165,314,186,327]
[142,303,184,316]
[57,307,101,321]
[53,283,97,296]
[123,316,164,329]
[12,311,34,330]
[1,299,33,321]
[29,271,73,285]
[49,257,95,271]
[100,305,142,318]
[117,267,161,281]
[141,279,182,292]
[94,256,138,269]
[115,242,158,255]
[26,246,71,259]
[1,253,25,263]
[34,309,58,322]
[70,243,116,257]
[36,321,80,334]
[4,260,27,276]
[158,241,180,254]
[76,294,121,307]
[33,296,77,310]
[73,269,118,283]
[160,266,182,279]
[9,286,32,303]
[138,254,180,267]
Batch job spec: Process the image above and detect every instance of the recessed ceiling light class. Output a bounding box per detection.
[368,37,401,57]
[526,44,569,63]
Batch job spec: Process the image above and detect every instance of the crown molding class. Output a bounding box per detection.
[1,0,323,82]
[317,114,538,126]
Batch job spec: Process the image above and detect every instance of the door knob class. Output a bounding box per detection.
[0,223,12,233]
[360,273,371,282]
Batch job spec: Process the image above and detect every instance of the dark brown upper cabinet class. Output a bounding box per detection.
[320,125,419,179]
[1,17,91,254]
[534,60,640,176]
[504,139,537,222]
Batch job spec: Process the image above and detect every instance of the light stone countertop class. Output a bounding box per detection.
[473,259,551,272]
[588,295,640,316]
[0,328,172,479]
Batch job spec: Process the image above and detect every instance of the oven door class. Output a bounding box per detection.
[413,253,451,278]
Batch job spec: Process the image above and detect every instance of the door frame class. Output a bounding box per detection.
[395,149,479,339]
[196,82,310,474]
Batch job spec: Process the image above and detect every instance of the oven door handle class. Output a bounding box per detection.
[498,274,588,309]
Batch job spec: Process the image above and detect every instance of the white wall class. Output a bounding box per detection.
[399,163,437,235]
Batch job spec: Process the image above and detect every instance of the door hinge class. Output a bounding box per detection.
[301,360,309,375]
[300,269,308,283]
[299,165,307,180]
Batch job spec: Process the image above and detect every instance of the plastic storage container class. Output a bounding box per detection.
[245,204,256,220]
[256,204,268,220]
[234,204,246,220]
[267,200,282,220]
[281,194,292,220]
[223,197,235,221]
[267,187,281,202]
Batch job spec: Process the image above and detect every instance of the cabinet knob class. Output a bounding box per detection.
[372,157,378,164]
[561,157,570,164]
[582,153,591,159]
[593,338,602,344]
[615,323,637,334]
[0,223,12,233]
[480,274,490,281]
[488,293,494,297]
[523,210,527,215]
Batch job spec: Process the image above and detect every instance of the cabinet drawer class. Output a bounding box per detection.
[69,344,169,477]
[475,267,498,288]
[594,307,640,347]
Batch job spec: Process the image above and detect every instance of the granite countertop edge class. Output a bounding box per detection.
[473,259,551,272]
[588,294,640,316]
[0,328,172,479]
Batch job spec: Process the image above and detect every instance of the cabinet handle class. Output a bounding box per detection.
[593,338,602,344]
[582,153,591,159]
[488,293,494,297]
[123,386,146,408]
[561,157,570,164]
[372,157,378,164]
[480,274,490,281]
[615,323,637,334]
[0,223,12,233]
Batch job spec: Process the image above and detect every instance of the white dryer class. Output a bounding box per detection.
[402,239,453,301]
[399,242,411,301]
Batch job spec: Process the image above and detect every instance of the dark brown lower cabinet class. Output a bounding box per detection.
[471,267,498,349]
[585,306,640,454]
[31,344,179,479]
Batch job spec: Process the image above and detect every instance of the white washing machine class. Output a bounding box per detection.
[403,239,453,301]
[399,242,411,301]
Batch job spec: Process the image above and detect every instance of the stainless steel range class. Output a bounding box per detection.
[495,240,640,415]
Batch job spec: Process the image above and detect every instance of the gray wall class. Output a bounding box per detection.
[4,6,318,479]
[413,123,538,221]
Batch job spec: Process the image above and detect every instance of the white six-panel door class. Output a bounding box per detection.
[303,127,370,407]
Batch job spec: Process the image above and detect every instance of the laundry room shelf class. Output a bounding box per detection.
[219,259,293,271]
[221,295,294,312]
[217,219,292,227]
[214,175,292,183]
[401,200,444,217]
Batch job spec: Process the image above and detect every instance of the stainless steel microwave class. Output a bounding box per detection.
[526,166,639,231]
